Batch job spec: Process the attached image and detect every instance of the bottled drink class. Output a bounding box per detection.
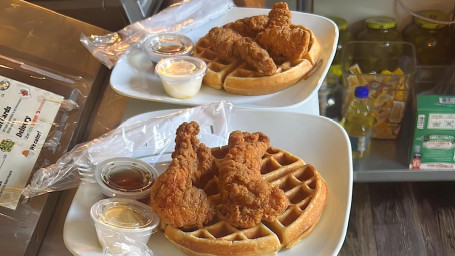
[342,86,375,158]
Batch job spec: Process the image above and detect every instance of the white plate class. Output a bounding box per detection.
[63,109,352,256]
[110,7,338,109]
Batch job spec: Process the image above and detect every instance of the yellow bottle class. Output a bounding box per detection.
[342,86,375,158]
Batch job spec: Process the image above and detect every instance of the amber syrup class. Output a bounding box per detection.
[102,165,152,192]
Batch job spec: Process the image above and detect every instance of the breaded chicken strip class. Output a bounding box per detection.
[256,25,311,63]
[217,131,289,228]
[267,2,292,27]
[207,27,277,75]
[149,122,216,229]
[223,15,269,38]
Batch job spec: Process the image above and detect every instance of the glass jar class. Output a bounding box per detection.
[402,10,453,65]
[355,16,403,73]
[319,16,353,120]
[356,16,402,42]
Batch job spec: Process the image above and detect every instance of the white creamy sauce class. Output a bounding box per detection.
[162,78,202,99]
[163,61,197,76]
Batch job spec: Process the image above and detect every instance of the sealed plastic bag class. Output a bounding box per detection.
[0,74,81,210]
[80,0,234,68]
[22,101,234,199]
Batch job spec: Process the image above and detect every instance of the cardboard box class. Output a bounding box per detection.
[410,95,455,169]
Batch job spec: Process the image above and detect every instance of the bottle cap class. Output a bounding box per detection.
[329,16,349,31]
[414,10,448,30]
[354,86,369,98]
[365,16,397,30]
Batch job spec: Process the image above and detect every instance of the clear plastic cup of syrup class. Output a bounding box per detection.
[95,157,158,200]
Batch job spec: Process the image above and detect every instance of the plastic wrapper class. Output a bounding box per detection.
[102,238,154,256]
[22,101,234,199]
[80,0,235,69]
[0,73,83,210]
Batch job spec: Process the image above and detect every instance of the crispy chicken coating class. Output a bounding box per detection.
[149,122,216,229]
[207,27,277,75]
[267,2,292,27]
[217,131,289,228]
[256,24,311,63]
[224,15,269,38]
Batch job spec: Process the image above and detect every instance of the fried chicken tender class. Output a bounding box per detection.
[256,24,311,63]
[217,131,289,228]
[223,15,268,38]
[149,122,216,229]
[206,27,236,60]
[207,27,277,75]
[267,2,292,27]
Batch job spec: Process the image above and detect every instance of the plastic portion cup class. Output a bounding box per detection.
[155,56,207,99]
[90,198,160,254]
[94,157,158,200]
[143,33,193,63]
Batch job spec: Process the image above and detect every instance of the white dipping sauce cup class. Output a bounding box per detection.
[90,198,160,254]
[155,56,207,99]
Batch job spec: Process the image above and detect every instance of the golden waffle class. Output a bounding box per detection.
[164,146,328,255]
[191,28,320,96]
[191,36,242,90]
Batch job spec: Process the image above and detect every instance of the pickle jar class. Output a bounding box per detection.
[356,16,402,42]
[355,16,403,73]
[328,16,353,84]
[403,10,453,65]
[319,16,353,120]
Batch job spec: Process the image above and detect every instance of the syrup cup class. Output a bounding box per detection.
[143,33,193,63]
[94,157,158,200]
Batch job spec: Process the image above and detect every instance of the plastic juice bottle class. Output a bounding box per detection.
[342,86,375,158]
[402,10,453,65]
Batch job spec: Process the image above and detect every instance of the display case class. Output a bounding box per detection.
[314,0,455,182]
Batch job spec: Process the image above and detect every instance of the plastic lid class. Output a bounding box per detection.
[95,157,158,200]
[329,16,349,31]
[354,86,369,98]
[91,198,160,231]
[365,16,397,29]
[155,56,207,79]
[414,10,449,29]
[144,33,194,62]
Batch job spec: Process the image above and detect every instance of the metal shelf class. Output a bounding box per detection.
[350,87,455,182]
[354,139,455,182]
